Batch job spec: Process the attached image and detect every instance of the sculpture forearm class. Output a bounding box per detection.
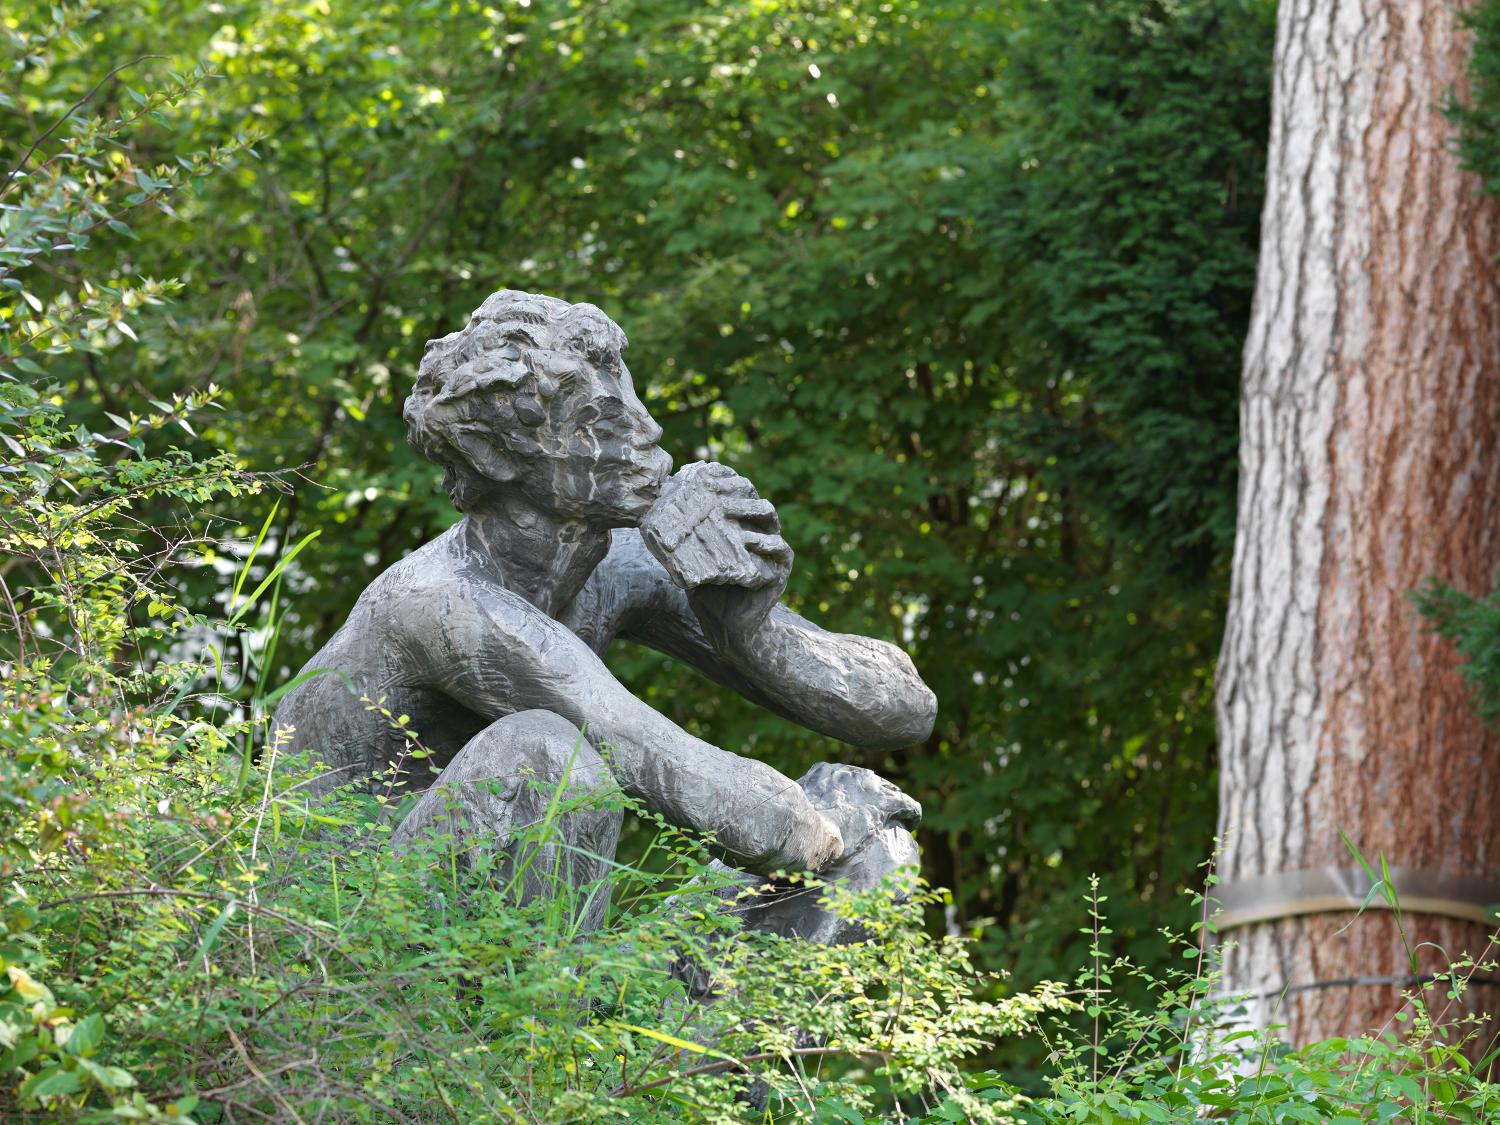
[691,596,938,750]
[424,590,842,874]
[605,530,938,750]
[633,464,937,750]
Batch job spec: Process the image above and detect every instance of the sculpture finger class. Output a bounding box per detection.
[706,472,760,500]
[642,511,690,550]
[696,525,758,567]
[696,462,739,482]
[740,531,793,566]
[720,498,780,533]
[681,524,767,587]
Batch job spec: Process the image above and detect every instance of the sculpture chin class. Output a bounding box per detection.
[645,446,673,493]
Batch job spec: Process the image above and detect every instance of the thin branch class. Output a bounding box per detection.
[38,886,340,951]
[611,1045,876,1098]
[0,56,167,205]
[225,1026,308,1125]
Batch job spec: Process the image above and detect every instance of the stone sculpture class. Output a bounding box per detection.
[272,289,936,937]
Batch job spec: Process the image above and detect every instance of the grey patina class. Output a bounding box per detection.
[272,290,936,932]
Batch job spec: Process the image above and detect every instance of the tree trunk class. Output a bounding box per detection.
[1215,0,1500,1044]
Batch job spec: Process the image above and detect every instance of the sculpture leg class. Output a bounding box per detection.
[391,709,623,932]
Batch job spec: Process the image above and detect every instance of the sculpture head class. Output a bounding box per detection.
[404,289,672,525]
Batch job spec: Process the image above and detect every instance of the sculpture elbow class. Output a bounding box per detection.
[880,643,938,746]
[906,681,939,743]
[836,677,936,751]
[881,681,938,748]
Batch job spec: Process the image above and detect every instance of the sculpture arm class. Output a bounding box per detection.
[604,529,937,750]
[410,583,843,875]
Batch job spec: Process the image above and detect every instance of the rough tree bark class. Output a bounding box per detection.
[1215,0,1500,1043]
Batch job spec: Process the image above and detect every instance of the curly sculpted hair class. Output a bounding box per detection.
[403,289,629,511]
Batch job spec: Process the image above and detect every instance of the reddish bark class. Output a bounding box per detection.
[1216,0,1500,1043]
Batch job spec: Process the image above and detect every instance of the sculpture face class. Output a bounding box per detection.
[523,347,672,525]
[404,290,673,525]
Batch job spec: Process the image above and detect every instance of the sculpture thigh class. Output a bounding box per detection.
[390,709,624,932]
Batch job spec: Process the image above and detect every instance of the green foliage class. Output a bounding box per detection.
[0,182,1057,1120]
[1015,869,1500,1124]
[1454,0,1500,194]
[901,0,1273,990]
[10,726,1058,1120]
[0,4,253,381]
[1414,579,1500,728]
[0,45,1063,1112]
[4,0,1276,1016]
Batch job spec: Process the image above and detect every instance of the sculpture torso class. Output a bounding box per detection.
[276,524,677,792]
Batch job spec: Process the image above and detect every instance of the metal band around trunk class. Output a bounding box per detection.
[1213,867,1500,931]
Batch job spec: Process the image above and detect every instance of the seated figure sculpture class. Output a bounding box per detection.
[273,290,936,935]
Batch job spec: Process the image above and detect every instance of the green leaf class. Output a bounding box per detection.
[609,1021,740,1066]
[74,1055,135,1090]
[21,1065,82,1100]
[62,1013,103,1057]
[193,899,237,967]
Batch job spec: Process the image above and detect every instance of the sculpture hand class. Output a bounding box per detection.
[639,461,793,635]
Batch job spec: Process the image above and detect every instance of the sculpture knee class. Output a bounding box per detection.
[501,708,613,793]
[391,709,623,924]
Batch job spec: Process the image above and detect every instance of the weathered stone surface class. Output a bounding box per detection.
[640,461,788,590]
[720,763,924,946]
[272,289,936,940]
[390,709,622,932]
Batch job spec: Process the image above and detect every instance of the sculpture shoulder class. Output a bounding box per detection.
[369,525,550,637]
[348,527,465,619]
[329,525,523,655]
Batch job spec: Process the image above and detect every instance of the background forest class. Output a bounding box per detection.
[6,0,1500,1120]
[8,0,1273,979]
